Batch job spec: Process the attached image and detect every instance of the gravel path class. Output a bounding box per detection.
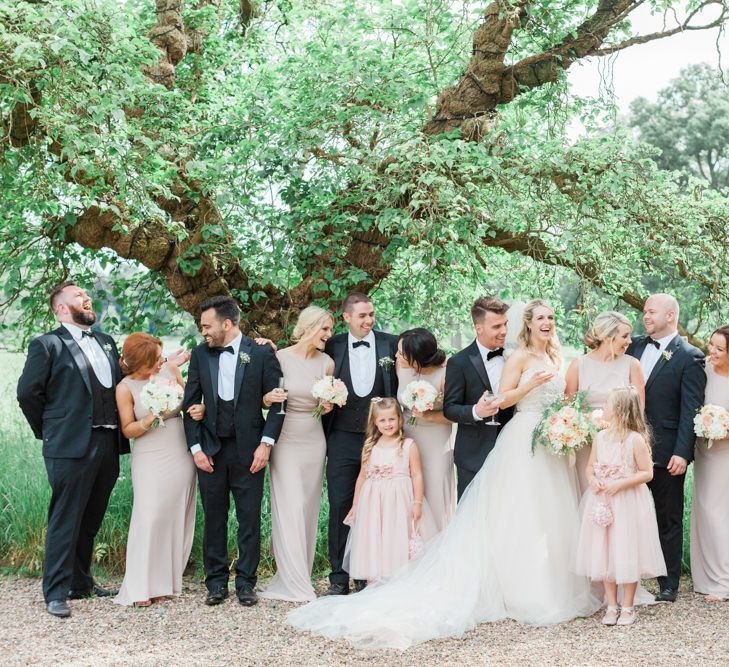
[2,575,729,666]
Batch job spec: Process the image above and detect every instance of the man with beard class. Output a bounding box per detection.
[17,283,130,618]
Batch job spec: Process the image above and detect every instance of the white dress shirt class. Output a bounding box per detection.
[190,334,274,455]
[62,322,113,388]
[348,330,377,397]
[472,339,506,421]
[639,332,677,380]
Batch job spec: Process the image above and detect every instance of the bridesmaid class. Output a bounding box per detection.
[114,333,202,607]
[259,306,335,602]
[396,328,455,532]
[565,311,645,496]
[691,324,729,601]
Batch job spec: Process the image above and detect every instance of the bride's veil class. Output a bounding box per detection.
[504,300,526,352]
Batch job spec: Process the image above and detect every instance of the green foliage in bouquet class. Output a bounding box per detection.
[531,391,595,456]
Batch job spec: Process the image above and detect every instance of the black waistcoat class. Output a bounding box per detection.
[87,365,118,427]
[331,351,385,434]
[216,398,236,438]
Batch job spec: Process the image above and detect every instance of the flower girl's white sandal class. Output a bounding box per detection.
[601,605,620,625]
[616,607,636,625]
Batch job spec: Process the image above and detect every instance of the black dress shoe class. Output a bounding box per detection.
[237,585,258,607]
[68,584,116,599]
[204,587,229,606]
[655,588,678,602]
[323,583,350,596]
[47,600,71,618]
[353,580,367,593]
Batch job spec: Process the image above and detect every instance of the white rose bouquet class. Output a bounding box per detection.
[694,404,729,448]
[311,376,349,419]
[401,380,440,426]
[139,379,183,429]
[532,392,594,460]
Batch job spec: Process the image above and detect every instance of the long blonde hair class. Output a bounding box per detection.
[606,386,652,452]
[583,311,632,352]
[361,398,405,467]
[517,299,561,365]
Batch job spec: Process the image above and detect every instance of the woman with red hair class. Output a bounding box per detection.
[114,333,204,607]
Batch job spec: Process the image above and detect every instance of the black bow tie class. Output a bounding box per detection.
[352,340,370,349]
[213,345,235,355]
[486,348,504,360]
[81,330,94,339]
[647,338,661,349]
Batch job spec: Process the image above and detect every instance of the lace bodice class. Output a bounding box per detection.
[515,366,565,413]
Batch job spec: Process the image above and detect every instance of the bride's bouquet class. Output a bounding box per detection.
[311,376,348,419]
[532,392,594,459]
[139,379,183,429]
[694,404,729,448]
[401,380,440,425]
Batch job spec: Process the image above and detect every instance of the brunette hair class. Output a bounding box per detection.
[517,299,561,365]
[470,296,508,325]
[710,325,729,352]
[49,280,77,313]
[199,295,240,326]
[398,328,446,371]
[341,292,372,313]
[120,332,163,376]
[361,397,405,467]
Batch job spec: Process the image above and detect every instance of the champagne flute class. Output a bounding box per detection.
[483,390,502,426]
[277,377,287,416]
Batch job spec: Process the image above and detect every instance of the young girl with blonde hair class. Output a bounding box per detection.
[343,397,436,582]
[573,386,666,626]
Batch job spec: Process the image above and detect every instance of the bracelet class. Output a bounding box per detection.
[139,421,150,432]
[413,500,423,505]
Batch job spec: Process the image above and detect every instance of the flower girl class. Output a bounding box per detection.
[343,397,436,583]
[573,386,666,625]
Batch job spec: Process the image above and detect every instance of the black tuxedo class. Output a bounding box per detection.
[183,336,283,592]
[443,340,514,499]
[323,330,398,585]
[627,333,706,590]
[17,326,128,603]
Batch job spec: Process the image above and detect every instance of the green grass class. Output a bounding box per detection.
[0,350,694,580]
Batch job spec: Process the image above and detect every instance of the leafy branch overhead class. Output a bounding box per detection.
[1,0,727,343]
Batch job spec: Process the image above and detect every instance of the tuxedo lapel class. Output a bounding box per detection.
[56,327,92,395]
[234,338,252,407]
[97,334,118,385]
[333,337,348,378]
[206,347,220,406]
[645,335,682,392]
[374,332,392,397]
[468,342,492,393]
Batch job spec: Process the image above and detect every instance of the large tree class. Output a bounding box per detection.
[2,0,728,345]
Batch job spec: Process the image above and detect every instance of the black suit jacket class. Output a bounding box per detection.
[443,340,514,473]
[323,330,399,433]
[182,336,284,460]
[17,326,129,459]
[627,334,706,466]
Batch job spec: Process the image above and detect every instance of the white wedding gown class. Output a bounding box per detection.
[287,366,602,649]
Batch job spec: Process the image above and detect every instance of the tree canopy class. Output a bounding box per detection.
[2,0,728,345]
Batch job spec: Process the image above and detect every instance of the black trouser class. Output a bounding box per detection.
[43,428,119,603]
[326,429,365,585]
[648,466,686,591]
[197,437,264,592]
[456,466,478,501]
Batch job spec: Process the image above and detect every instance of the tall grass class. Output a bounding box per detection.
[0,351,331,580]
[0,350,694,580]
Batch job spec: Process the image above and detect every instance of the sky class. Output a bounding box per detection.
[568,3,729,113]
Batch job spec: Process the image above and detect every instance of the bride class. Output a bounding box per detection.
[287,300,601,649]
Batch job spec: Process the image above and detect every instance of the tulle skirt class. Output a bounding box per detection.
[287,411,601,649]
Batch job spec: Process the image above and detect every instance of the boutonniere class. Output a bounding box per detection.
[239,352,251,367]
[103,343,112,355]
[378,356,394,369]
[662,350,673,362]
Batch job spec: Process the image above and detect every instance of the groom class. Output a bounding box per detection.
[323,292,399,595]
[627,293,705,602]
[444,296,514,499]
[183,296,284,607]
[16,282,129,618]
